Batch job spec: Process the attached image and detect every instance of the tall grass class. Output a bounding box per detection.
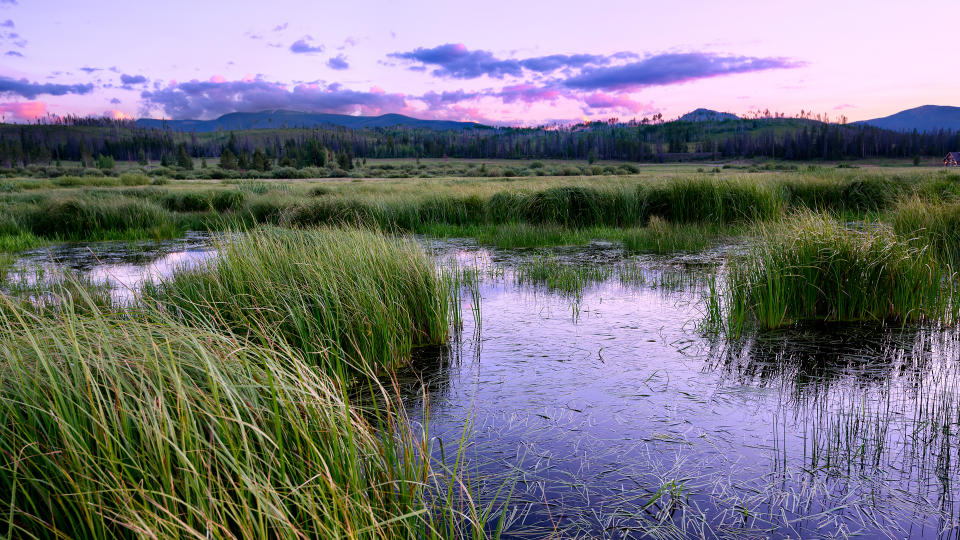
[621,216,721,254]
[709,212,959,336]
[145,227,451,377]
[887,197,960,265]
[0,292,475,539]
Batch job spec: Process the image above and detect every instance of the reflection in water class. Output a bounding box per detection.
[5,232,216,302]
[401,239,960,539]
[7,234,960,538]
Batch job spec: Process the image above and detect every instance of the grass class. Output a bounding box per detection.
[515,255,611,297]
[621,217,723,254]
[0,292,469,539]
[1,167,958,252]
[887,196,960,265]
[708,211,960,336]
[144,227,452,378]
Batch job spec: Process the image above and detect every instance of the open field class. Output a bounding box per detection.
[3,162,960,537]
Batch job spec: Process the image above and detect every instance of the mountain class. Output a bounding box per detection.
[854,105,960,132]
[135,110,488,132]
[678,108,739,122]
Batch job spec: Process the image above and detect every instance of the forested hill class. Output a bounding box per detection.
[2,114,959,167]
[135,110,488,132]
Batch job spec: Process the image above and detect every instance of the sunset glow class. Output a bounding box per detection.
[0,0,955,124]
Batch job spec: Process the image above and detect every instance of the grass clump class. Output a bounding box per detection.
[709,212,958,336]
[888,197,960,265]
[145,227,451,376]
[643,176,782,224]
[622,217,720,254]
[0,296,444,539]
[516,255,611,297]
[27,196,180,241]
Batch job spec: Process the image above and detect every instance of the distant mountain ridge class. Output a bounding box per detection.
[678,108,739,122]
[136,110,489,132]
[854,105,960,133]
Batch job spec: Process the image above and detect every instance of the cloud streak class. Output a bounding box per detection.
[0,76,94,99]
[562,53,804,90]
[290,36,324,54]
[120,74,148,85]
[327,54,349,70]
[140,78,406,119]
[389,43,624,79]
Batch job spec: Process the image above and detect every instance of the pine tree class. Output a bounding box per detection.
[237,152,249,170]
[176,143,193,170]
[137,148,148,166]
[219,148,237,170]
[252,148,270,172]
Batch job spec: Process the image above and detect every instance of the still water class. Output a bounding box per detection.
[10,234,960,539]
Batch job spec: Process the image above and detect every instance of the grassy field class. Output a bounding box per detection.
[4,161,960,537]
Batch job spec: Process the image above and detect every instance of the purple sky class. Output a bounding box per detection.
[0,0,954,125]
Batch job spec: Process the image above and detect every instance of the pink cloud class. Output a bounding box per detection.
[210,74,227,83]
[583,92,649,113]
[0,101,46,121]
[499,84,561,104]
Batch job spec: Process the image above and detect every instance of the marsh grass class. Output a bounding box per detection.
[3,169,950,252]
[515,255,611,297]
[888,197,960,265]
[622,217,722,254]
[708,212,960,336]
[0,291,490,539]
[144,227,451,377]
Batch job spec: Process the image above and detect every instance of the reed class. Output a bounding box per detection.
[710,211,959,336]
[621,217,720,254]
[887,197,960,265]
[0,293,473,539]
[144,227,451,377]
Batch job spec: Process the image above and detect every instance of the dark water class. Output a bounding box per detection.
[10,235,960,539]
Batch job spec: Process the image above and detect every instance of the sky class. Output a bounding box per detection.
[0,0,954,125]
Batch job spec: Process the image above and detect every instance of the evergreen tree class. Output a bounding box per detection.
[251,148,271,172]
[237,152,249,170]
[137,148,148,166]
[175,143,193,170]
[219,148,238,170]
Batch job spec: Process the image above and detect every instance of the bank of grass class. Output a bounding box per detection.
[887,197,960,265]
[2,168,958,252]
[144,227,451,377]
[0,291,487,539]
[621,217,725,254]
[708,212,960,336]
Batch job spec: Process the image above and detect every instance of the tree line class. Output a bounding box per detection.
[1,116,958,168]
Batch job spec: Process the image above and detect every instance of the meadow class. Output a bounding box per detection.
[3,160,960,537]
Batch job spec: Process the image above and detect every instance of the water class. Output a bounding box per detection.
[402,239,960,539]
[8,234,960,538]
[4,231,215,302]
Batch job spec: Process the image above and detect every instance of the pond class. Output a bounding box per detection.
[10,234,960,539]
